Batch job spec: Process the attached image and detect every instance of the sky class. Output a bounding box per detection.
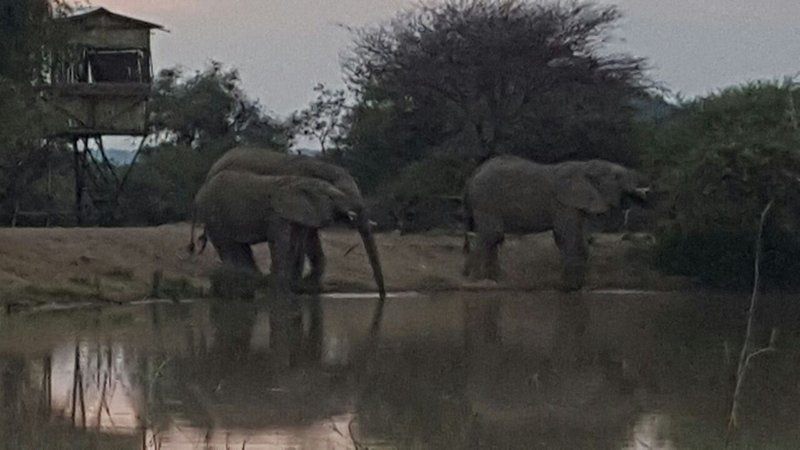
[93,0,800,118]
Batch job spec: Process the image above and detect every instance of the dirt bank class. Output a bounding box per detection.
[0,224,688,305]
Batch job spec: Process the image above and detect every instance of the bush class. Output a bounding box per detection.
[384,155,476,201]
[647,80,800,288]
[117,140,234,225]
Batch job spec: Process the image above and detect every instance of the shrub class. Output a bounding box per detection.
[647,80,800,288]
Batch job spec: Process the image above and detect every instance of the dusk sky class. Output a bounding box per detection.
[94,0,800,118]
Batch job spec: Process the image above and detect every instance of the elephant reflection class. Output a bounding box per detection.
[354,294,648,448]
[463,156,649,290]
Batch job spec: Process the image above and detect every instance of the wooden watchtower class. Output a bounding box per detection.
[40,7,162,224]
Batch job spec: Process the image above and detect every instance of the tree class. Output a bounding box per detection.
[0,0,74,224]
[0,0,71,83]
[291,84,348,155]
[148,62,289,150]
[649,80,800,288]
[343,0,649,182]
[117,63,291,225]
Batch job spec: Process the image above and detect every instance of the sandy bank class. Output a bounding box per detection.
[0,224,688,305]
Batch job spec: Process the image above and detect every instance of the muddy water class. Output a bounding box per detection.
[0,290,798,449]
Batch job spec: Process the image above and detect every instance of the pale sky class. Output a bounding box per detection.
[94,0,800,118]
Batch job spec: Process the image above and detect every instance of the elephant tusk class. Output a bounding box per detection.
[347,210,358,222]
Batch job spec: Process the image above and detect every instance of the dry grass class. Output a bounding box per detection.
[0,224,687,305]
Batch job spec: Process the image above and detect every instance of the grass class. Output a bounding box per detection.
[0,223,687,306]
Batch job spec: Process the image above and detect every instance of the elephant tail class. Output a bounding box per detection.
[197,230,208,254]
[462,188,474,254]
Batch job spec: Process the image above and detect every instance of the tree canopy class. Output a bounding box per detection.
[342,0,649,194]
[0,0,74,224]
[118,63,291,225]
[149,62,288,150]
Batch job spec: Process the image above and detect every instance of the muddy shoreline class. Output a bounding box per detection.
[0,223,692,306]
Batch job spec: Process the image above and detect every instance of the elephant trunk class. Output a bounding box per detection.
[357,219,386,303]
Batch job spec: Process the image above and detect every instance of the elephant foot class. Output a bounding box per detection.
[210,266,265,300]
[486,269,504,282]
[560,275,586,292]
[462,278,500,289]
[559,283,583,293]
[293,276,323,294]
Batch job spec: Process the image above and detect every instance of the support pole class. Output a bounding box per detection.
[72,138,84,226]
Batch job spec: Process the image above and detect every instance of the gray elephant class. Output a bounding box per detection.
[191,146,367,291]
[463,155,648,290]
[192,170,385,299]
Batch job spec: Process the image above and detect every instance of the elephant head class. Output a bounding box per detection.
[269,176,385,300]
[554,160,649,215]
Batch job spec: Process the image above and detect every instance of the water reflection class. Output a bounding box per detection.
[0,290,798,448]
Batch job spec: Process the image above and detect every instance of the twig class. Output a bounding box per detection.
[726,199,775,441]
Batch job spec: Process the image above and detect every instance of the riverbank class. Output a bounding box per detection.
[0,223,689,306]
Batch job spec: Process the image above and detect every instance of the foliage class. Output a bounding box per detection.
[117,140,232,225]
[0,1,75,224]
[340,90,443,193]
[149,62,289,149]
[647,80,800,288]
[290,83,348,155]
[342,0,649,193]
[383,154,476,201]
[0,0,72,83]
[117,64,291,225]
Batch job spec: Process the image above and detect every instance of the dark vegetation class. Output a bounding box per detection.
[1,0,799,288]
[647,82,800,288]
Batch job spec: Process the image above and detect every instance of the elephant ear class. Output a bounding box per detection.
[555,169,609,214]
[270,179,346,228]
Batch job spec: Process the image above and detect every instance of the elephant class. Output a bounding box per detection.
[191,170,385,300]
[462,155,648,290]
[190,146,367,291]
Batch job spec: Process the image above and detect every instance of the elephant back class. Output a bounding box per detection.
[197,171,353,230]
[207,146,363,204]
[465,155,558,232]
[467,156,555,207]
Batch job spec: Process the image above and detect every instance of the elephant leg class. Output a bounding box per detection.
[228,243,257,272]
[462,234,476,277]
[289,226,310,289]
[464,212,503,280]
[268,241,279,275]
[484,232,505,281]
[303,230,325,291]
[466,231,503,280]
[553,209,588,291]
[211,236,258,273]
[463,235,480,278]
[270,224,307,293]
